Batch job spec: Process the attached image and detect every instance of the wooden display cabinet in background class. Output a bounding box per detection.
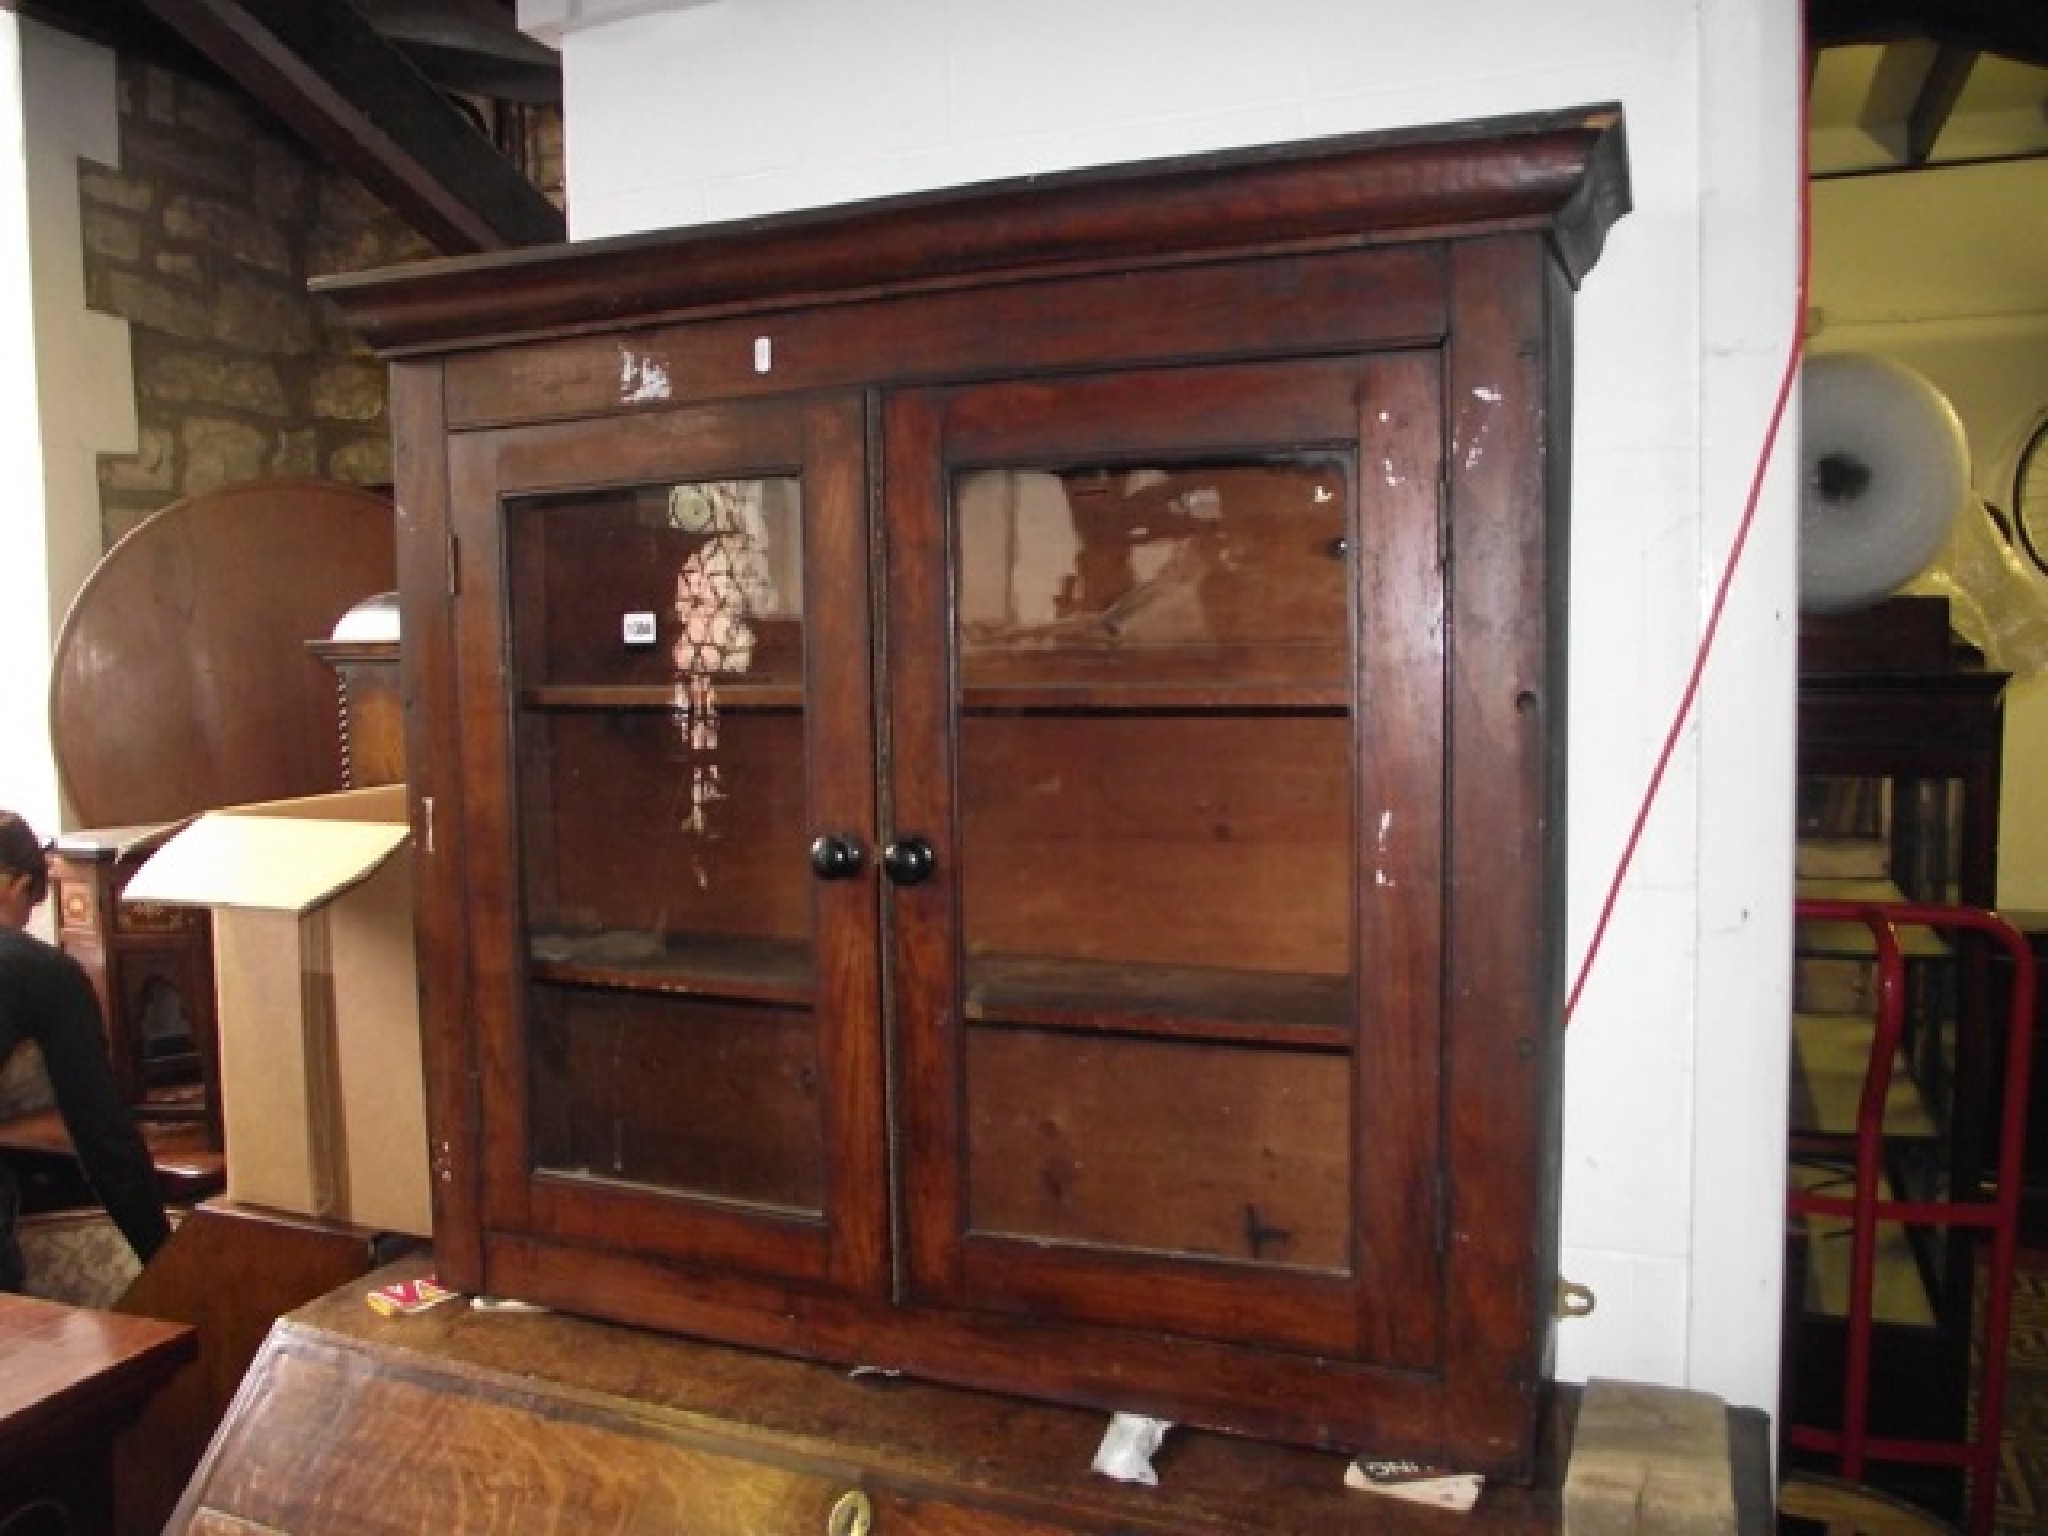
[1786,600,2009,1522]
[319,103,1631,1482]
[307,591,405,790]
[46,830,220,1155]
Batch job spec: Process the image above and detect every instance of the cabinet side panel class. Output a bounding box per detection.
[881,388,967,1302]
[1441,234,1566,1467]
[1538,253,1577,1389]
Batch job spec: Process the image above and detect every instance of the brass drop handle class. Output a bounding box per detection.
[826,1488,872,1536]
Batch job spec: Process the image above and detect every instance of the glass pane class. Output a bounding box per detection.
[952,457,1356,1263]
[958,712,1352,977]
[955,458,1355,991]
[965,1029,1351,1273]
[957,462,1350,697]
[530,986,822,1209]
[507,476,822,1208]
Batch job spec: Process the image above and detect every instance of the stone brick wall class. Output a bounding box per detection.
[79,59,439,546]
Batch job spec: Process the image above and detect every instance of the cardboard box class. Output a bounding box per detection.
[123,785,430,1236]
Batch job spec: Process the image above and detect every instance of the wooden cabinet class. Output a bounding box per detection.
[47,826,223,1158]
[1786,630,2010,1522]
[305,639,404,788]
[307,591,405,788]
[320,104,1630,1479]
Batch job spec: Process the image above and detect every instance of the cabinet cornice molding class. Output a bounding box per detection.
[316,102,1629,357]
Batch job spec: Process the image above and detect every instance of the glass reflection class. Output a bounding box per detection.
[956,462,1348,684]
[667,479,799,839]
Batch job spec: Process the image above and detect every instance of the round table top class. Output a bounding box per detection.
[51,478,397,828]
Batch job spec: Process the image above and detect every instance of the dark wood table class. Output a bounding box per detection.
[0,1291,195,1535]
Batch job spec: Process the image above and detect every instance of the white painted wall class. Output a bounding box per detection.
[0,17,135,857]
[1809,160,2048,912]
[527,0,1805,1411]
[0,19,54,844]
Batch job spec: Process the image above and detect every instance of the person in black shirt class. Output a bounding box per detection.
[0,810,170,1291]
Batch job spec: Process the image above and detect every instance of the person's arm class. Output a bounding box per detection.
[0,928,170,1266]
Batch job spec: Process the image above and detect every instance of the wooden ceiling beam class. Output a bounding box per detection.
[1859,39,1981,166]
[138,0,564,254]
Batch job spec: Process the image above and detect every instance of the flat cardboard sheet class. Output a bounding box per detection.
[122,785,408,913]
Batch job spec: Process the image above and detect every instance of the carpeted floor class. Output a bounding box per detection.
[18,1206,141,1308]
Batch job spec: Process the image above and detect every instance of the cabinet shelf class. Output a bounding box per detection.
[1794,879,1951,961]
[962,686,1346,715]
[964,954,1351,1048]
[522,684,804,712]
[529,930,812,1007]
[527,935,1351,1048]
[1788,1159,1937,1328]
[1789,1011,1939,1143]
[961,645,1347,714]
[523,682,1343,715]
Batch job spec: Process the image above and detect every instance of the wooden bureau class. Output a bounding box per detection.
[168,1261,1771,1535]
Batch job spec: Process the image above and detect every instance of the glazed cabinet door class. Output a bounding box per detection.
[448,393,887,1296]
[884,354,1448,1370]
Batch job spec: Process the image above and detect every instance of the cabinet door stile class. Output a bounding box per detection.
[880,387,972,1301]
[799,395,890,1295]
[448,428,541,1240]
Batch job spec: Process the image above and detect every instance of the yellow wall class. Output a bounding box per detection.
[1809,160,2048,910]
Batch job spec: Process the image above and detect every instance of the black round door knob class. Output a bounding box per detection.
[881,837,936,886]
[808,834,866,880]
